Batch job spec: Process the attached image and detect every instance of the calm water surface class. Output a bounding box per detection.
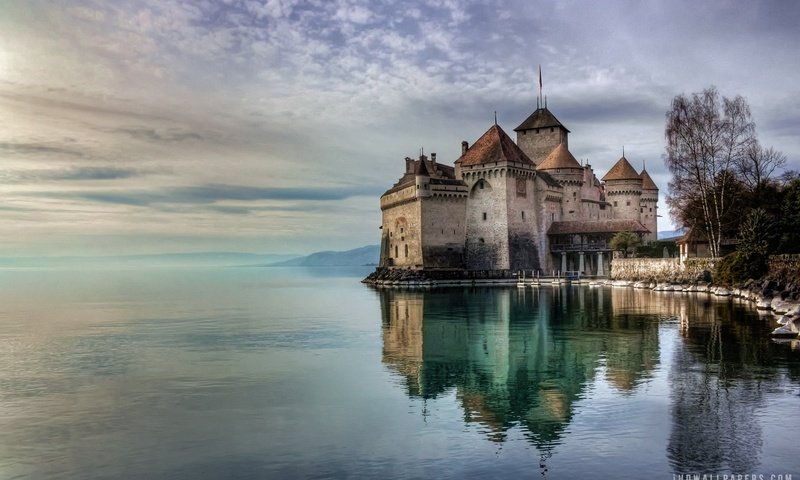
[0,266,798,479]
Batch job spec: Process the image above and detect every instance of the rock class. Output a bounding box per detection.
[771,325,798,338]
[772,298,789,314]
[715,287,731,296]
[756,297,773,310]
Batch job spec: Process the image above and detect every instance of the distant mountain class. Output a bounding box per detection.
[271,245,380,267]
[0,252,297,268]
[658,228,686,240]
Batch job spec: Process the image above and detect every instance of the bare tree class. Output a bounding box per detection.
[737,143,787,191]
[665,87,756,257]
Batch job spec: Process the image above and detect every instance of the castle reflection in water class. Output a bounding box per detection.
[378,285,800,472]
[380,286,662,447]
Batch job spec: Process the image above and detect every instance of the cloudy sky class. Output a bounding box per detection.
[1,0,798,256]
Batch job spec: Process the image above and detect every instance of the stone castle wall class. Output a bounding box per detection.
[380,185,423,268]
[465,175,509,270]
[505,169,539,270]
[610,257,719,282]
[516,127,567,164]
[421,195,466,268]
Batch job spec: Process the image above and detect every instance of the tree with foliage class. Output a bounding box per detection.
[610,231,640,258]
[716,208,775,283]
[777,177,800,253]
[665,87,756,258]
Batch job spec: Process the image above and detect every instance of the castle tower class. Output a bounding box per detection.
[602,155,645,233]
[379,154,467,269]
[639,167,659,243]
[514,107,570,165]
[536,143,584,221]
[455,124,539,271]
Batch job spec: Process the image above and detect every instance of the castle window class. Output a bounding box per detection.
[405,245,408,257]
[551,213,554,221]
[640,208,643,213]
[521,211,525,220]
[650,207,653,212]
[535,128,540,134]
[479,182,484,189]
[626,201,630,206]
[550,127,554,132]
[613,201,618,207]
[400,227,404,233]
[482,212,487,221]
[479,238,485,244]
[395,246,398,258]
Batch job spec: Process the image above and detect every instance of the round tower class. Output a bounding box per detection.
[602,155,643,223]
[536,143,584,221]
[639,167,659,243]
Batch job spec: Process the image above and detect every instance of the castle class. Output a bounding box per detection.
[377,100,658,276]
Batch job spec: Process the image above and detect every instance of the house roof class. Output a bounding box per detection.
[536,142,583,170]
[547,219,650,235]
[455,124,535,167]
[514,107,570,133]
[602,155,641,181]
[639,168,658,190]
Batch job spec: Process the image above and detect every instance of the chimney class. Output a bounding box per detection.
[461,141,468,155]
[431,153,436,164]
[405,156,414,173]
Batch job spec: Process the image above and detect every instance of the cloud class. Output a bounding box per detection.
[1,0,799,255]
[0,141,85,158]
[1,167,160,183]
[27,183,383,207]
[113,127,205,143]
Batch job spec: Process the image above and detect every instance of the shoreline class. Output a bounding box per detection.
[363,270,800,339]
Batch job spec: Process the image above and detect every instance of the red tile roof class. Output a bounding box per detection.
[537,143,582,170]
[602,156,641,181]
[639,169,658,190]
[455,124,535,167]
[514,107,570,132]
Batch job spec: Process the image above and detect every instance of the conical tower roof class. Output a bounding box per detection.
[536,143,582,170]
[639,168,658,190]
[414,156,430,176]
[514,107,570,133]
[455,124,534,167]
[602,155,641,181]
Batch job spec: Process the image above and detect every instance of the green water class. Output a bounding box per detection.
[0,266,797,479]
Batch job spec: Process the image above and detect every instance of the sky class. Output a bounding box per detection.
[1,0,799,256]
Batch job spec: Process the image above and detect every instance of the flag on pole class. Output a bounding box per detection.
[538,64,543,107]
[538,64,542,91]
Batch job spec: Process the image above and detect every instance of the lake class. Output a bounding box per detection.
[0,266,798,479]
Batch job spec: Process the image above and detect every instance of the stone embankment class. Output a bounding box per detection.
[362,267,516,287]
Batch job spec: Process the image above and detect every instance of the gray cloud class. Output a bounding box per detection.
[2,0,799,256]
[28,184,383,207]
[0,141,85,158]
[2,167,160,183]
[113,127,205,143]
